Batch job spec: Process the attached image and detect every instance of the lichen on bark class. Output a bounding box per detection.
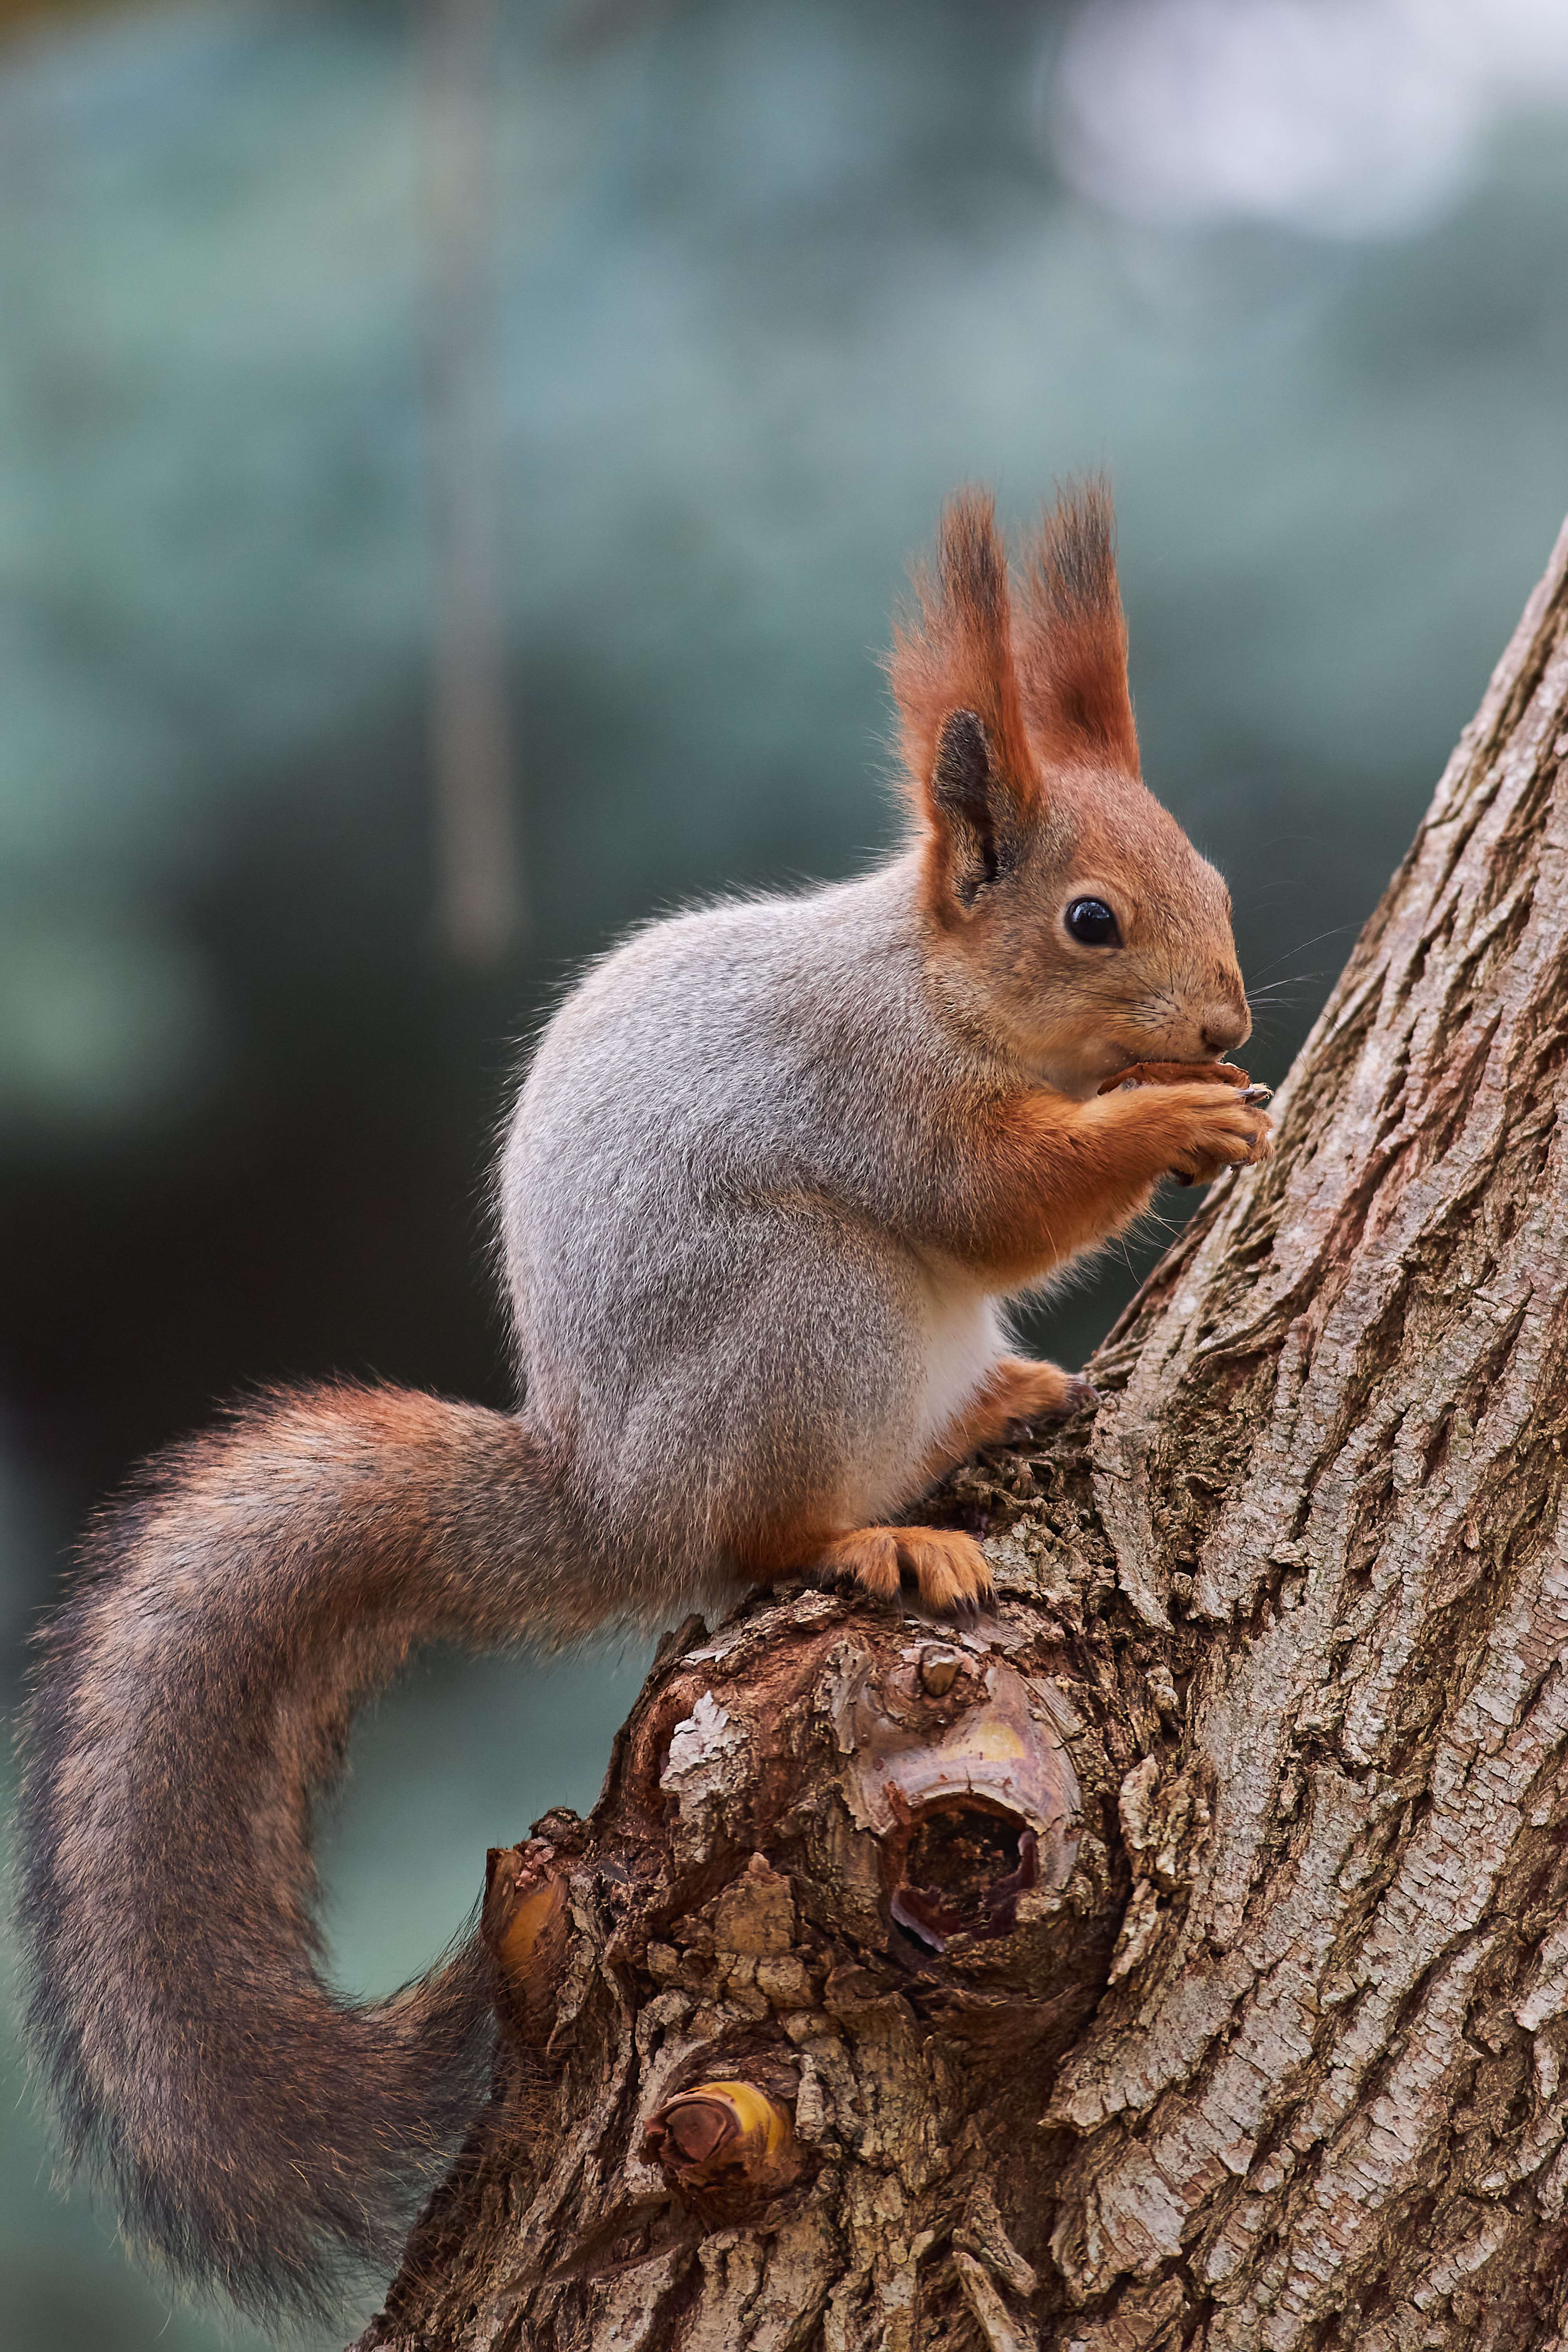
[356,514,1568,2352]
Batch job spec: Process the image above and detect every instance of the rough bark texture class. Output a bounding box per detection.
[354,516,1568,2351]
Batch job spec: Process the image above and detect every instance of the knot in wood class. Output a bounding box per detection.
[844,1644,1083,1960]
[642,2079,800,2201]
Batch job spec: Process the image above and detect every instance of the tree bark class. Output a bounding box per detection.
[354,514,1568,2352]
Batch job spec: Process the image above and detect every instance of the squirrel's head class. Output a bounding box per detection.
[889,482,1250,1098]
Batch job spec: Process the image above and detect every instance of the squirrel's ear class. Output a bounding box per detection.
[930,709,1019,911]
[888,488,1040,922]
[1015,477,1140,777]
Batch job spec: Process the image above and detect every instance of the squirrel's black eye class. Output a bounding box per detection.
[1065,897,1120,947]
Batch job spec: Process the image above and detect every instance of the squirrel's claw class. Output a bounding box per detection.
[1045,1374,1099,1422]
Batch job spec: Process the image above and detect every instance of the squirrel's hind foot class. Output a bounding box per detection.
[920,1356,1097,1488]
[987,1357,1098,1433]
[820,1524,992,1614]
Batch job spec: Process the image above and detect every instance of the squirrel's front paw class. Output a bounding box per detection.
[1160,1082,1273,1185]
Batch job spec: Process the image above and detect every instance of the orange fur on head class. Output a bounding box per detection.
[1014,477,1140,776]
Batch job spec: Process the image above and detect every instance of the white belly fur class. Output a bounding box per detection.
[918,1279,1006,1449]
[844,1269,1007,1526]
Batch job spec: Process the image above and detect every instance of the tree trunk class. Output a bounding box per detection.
[354,514,1568,2352]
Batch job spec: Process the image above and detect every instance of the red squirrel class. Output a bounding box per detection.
[16,483,1269,2318]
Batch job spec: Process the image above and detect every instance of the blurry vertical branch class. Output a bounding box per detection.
[424,0,523,962]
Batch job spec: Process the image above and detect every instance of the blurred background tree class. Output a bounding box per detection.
[1,2,1566,2344]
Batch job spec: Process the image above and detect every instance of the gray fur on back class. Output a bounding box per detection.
[501,854,1009,1592]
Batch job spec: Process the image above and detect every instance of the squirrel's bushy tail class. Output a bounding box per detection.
[15,1383,593,2321]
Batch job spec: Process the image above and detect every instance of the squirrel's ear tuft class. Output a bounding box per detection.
[1015,477,1140,777]
[887,489,1039,920]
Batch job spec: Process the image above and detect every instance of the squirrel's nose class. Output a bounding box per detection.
[1201,1000,1251,1055]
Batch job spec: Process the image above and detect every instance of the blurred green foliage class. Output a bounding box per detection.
[2,0,1566,2343]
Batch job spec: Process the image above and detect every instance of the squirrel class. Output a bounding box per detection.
[15,482,1270,2321]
